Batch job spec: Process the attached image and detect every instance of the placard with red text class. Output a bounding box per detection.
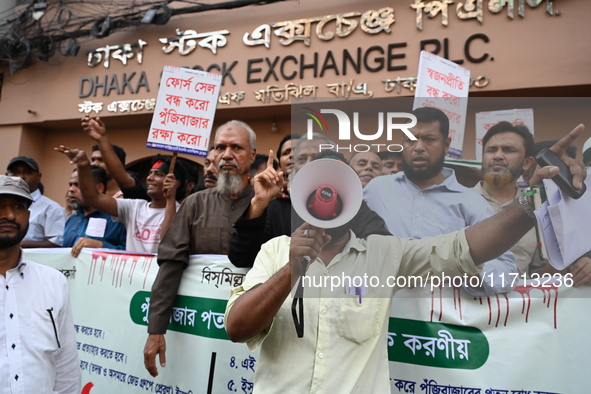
[413,51,471,158]
[475,108,534,161]
[147,66,221,157]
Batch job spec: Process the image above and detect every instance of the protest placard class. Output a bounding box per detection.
[413,50,471,158]
[147,66,221,157]
[475,108,535,160]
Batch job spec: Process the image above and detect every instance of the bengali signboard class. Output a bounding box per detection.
[147,66,222,157]
[475,108,535,161]
[414,50,471,158]
[25,249,590,394]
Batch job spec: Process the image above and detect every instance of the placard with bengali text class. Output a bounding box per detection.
[147,66,221,157]
[414,50,471,158]
[475,108,535,161]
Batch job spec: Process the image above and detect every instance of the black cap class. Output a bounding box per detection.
[7,156,39,172]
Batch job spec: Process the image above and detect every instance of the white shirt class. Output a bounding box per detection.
[0,253,80,394]
[114,199,179,254]
[23,189,66,246]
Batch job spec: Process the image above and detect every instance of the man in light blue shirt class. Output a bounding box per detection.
[364,107,516,295]
[6,156,66,248]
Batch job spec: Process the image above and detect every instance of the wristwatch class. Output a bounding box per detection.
[518,187,536,218]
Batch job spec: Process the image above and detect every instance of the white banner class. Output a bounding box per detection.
[25,249,256,394]
[388,283,587,393]
[147,66,222,157]
[414,50,471,158]
[475,108,535,161]
[25,249,590,394]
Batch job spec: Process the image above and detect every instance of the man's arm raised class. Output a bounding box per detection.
[81,115,136,189]
[55,145,119,217]
[466,124,586,266]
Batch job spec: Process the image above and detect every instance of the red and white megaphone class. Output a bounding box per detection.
[290,158,363,228]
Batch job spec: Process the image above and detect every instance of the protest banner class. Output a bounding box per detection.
[26,249,589,393]
[146,66,222,157]
[25,249,256,394]
[413,50,471,158]
[475,108,535,161]
[388,281,586,393]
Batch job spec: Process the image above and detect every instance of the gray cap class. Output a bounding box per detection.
[0,176,34,203]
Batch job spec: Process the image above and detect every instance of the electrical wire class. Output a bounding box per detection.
[0,0,285,73]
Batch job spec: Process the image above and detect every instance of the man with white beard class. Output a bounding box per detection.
[143,120,256,377]
[472,122,537,275]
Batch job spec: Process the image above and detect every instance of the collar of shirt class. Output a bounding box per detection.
[15,252,26,272]
[236,183,253,199]
[395,167,464,193]
[473,181,521,207]
[78,208,100,217]
[30,188,42,202]
[306,231,367,269]
[334,230,366,258]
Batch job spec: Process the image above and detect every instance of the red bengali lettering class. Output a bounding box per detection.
[426,85,440,97]
[165,94,182,107]
[195,82,217,94]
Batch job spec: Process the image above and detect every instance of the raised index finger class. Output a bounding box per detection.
[549,124,585,158]
[267,150,275,169]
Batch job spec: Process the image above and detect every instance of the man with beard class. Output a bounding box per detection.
[143,120,256,377]
[62,166,126,257]
[6,156,66,248]
[472,122,537,275]
[0,176,81,393]
[224,125,587,392]
[364,107,516,295]
[277,133,300,185]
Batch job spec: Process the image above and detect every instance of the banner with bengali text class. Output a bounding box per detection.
[25,249,256,394]
[25,249,589,394]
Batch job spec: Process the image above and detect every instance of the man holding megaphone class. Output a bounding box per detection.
[224,125,586,393]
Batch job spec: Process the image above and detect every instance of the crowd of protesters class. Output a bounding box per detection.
[1,107,589,392]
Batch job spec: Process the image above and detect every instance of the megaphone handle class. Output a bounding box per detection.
[291,255,311,338]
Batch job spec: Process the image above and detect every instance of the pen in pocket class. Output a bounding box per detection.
[46,307,61,348]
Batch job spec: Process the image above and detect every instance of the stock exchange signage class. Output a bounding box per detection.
[77,1,558,112]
